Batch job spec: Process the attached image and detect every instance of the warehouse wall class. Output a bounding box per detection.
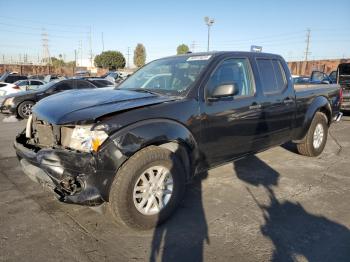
[288,58,350,76]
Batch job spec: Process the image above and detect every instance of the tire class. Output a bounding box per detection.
[296,112,328,157]
[17,101,35,119]
[109,146,186,230]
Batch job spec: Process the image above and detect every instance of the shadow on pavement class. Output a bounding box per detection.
[234,155,350,262]
[150,170,209,262]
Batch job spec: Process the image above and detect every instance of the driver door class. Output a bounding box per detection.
[199,57,264,166]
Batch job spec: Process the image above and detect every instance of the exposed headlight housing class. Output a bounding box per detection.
[68,125,108,152]
[3,97,14,106]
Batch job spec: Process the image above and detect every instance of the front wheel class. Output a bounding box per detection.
[17,101,35,119]
[108,146,186,229]
[296,112,328,157]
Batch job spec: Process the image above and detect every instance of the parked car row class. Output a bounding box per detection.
[293,70,337,85]
[0,78,114,119]
[291,63,350,112]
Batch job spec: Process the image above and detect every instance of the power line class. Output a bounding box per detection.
[41,29,51,65]
[0,28,88,40]
[0,21,89,34]
[0,15,89,29]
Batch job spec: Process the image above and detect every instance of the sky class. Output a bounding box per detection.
[0,0,349,65]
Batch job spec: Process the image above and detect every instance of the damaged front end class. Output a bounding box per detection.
[14,114,110,206]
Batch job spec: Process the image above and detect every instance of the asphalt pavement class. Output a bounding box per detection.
[0,115,349,262]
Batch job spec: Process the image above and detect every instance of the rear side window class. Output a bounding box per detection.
[54,81,73,91]
[75,80,96,89]
[257,59,287,94]
[30,81,43,85]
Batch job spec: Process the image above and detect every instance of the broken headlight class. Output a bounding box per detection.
[69,125,108,152]
[3,97,14,106]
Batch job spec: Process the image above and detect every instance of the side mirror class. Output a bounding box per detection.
[210,83,239,100]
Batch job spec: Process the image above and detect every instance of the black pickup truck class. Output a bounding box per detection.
[14,52,342,229]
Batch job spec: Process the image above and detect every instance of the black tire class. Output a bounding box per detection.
[17,101,35,119]
[109,146,186,230]
[296,112,328,157]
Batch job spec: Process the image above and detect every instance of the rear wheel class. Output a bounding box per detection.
[108,146,186,229]
[296,112,328,157]
[17,101,34,119]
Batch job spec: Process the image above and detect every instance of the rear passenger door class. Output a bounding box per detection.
[256,58,295,146]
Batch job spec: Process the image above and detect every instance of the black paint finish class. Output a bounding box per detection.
[14,51,341,205]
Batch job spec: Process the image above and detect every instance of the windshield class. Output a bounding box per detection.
[117,55,212,95]
[14,80,28,86]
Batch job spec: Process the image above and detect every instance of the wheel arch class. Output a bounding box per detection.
[97,119,200,201]
[295,96,331,141]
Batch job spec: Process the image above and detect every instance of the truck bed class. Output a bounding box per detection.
[294,83,340,101]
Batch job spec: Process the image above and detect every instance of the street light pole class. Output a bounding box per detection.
[204,16,215,52]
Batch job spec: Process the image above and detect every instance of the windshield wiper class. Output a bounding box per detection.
[126,88,162,95]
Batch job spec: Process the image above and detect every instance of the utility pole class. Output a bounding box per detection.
[126,47,130,68]
[204,17,215,52]
[101,32,105,52]
[79,40,83,67]
[304,28,311,62]
[191,41,196,52]
[89,26,93,67]
[74,49,77,67]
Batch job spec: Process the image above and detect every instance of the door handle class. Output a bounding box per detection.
[283,98,294,104]
[249,103,262,110]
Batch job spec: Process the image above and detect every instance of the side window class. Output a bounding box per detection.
[207,58,255,97]
[272,60,287,90]
[18,81,29,86]
[257,59,287,94]
[31,81,43,85]
[75,80,96,89]
[54,81,72,92]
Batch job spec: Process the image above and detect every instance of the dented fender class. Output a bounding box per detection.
[96,119,200,198]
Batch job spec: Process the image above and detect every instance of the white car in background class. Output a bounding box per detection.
[0,79,45,97]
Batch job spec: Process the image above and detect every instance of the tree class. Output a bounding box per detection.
[65,61,76,68]
[177,44,189,55]
[133,43,146,68]
[50,57,65,67]
[94,50,126,70]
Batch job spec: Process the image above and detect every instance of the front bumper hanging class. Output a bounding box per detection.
[14,132,105,206]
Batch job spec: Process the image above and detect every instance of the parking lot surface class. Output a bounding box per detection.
[0,115,349,262]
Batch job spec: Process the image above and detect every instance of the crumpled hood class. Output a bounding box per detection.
[33,88,177,125]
